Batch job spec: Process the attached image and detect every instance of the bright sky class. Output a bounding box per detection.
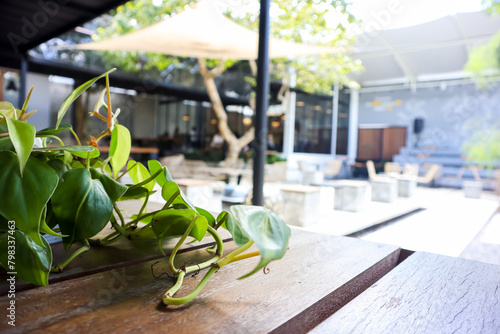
[347,0,485,30]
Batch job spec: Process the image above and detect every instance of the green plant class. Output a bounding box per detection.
[0,70,290,305]
[462,120,500,170]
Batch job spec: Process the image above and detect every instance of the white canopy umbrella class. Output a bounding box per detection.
[75,0,340,60]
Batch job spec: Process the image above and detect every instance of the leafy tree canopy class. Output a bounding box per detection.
[92,0,362,95]
[464,0,500,84]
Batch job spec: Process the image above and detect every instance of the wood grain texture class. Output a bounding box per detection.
[0,230,399,334]
[312,252,500,334]
[0,225,231,296]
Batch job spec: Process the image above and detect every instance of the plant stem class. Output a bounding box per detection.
[128,168,163,189]
[113,204,126,227]
[217,240,254,268]
[51,241,90,272]
[45,135,64,146]
[123,210,159,229]
[110,215,129,237]
[163,265,219,305]
[69,128,81,146]
[227,250,260,263]
[182,226,223,274]
[168,216,197,273]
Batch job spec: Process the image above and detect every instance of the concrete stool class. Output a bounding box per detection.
[176,179,216,208]
[333,180,369,212]
[302,171,324,185]
[463,181,482,198]
[371,178,398,203]
[397,175,417,198]
[280,185,321,227]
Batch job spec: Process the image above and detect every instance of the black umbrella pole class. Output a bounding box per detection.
[252,0,271,206]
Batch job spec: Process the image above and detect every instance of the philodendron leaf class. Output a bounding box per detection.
[3,116,36,175]
[119,186,149,201]
[229,205,291,279]
[51,168,113,250]
[0,151,59,247]
[148,160,173,186]
[128,160,155,191]
[195,207,215,227]
[110,124,131,179]
[152,209,208,255]
[36,124,73,137]
[89,168,128,202]
[56,69,115,129]
[33,145,100,159]
[225,214,250,246]
[0,230,52,286]
[161,181,181,206]
[0,101,17,121]
[47,158,69,178]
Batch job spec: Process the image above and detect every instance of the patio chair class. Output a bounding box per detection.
[322,159,342,180]
[366,160,388,181]
[384,162,401,174]
[417,164,442,186]
[403,163,419,176]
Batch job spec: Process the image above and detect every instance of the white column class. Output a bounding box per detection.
[330,83,339,157]
[282,91,296,158]
[347,88,359,164]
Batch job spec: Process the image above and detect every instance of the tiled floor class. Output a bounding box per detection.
[289,185,500,265]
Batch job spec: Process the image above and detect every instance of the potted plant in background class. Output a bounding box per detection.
[0,70,290,305]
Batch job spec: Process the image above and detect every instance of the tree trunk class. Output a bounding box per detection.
[198,58,255,168]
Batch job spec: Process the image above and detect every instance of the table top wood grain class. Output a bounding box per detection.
[311,251,500,334]
[0,229,400,333]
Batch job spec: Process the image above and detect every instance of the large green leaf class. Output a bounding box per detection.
[161,181,181,206]
[89,168,128,202]
[229,205,291,279]
[225,214,250,246]
[152,208,208,255]
[55,69,115,129]
[195,207,215,227]
[51,168,113,250]
[47,158,69,178]
[109,124,131,179]
[0,151,59,247]
[3,117,36,175]
[148,160,173,186]
[0,101,17,121]
[0,230,52,286]
[36,124,73,137]
[33,145,100,159]
[118,186,149,201]
[127,160,155,191]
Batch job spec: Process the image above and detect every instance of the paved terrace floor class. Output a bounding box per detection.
[292,185,500,266]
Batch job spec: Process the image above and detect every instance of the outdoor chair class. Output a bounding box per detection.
[384,162,401,174]
[417,164,442,186]
[366,160,390,181]
[403,163,419,176]
[322,159,342,180]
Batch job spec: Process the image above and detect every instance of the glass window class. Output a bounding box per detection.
[293,93,333,154]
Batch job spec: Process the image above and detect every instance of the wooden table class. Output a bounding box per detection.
[1,228,499,333]
[98,146,159,161]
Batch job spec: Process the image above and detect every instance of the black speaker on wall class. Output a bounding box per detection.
[413,118,424,134]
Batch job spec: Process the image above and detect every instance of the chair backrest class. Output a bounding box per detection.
[159,153,184,167]
[403,163,419,176]
[298,160,315,172]
[418,164,441,183]
[384,162,401,174]
[323,160,342,176]
[366,160,377,180]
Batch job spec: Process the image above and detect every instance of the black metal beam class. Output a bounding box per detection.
[252,0,271,206]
